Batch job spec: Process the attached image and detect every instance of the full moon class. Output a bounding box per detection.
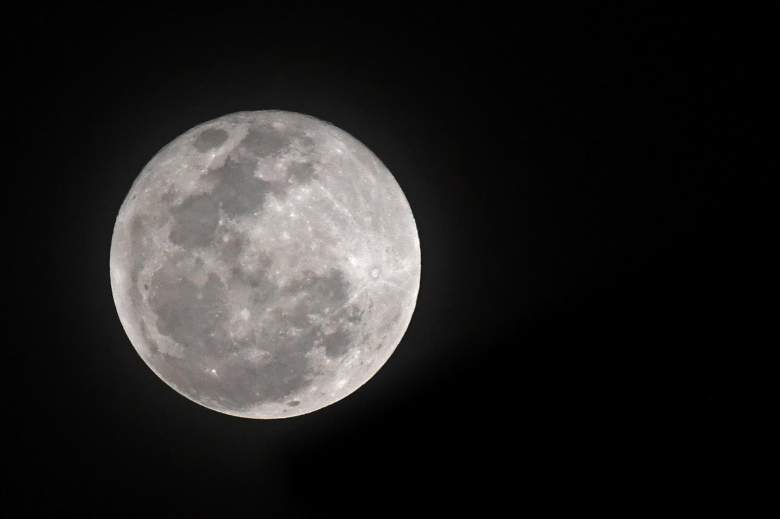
[110,111,420,418]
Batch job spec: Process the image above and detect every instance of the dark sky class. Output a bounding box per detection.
[10,4,775,514]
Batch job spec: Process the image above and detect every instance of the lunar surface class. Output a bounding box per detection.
[110,111,420,418]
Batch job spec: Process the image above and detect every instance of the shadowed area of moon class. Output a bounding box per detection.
[110,111,420,418]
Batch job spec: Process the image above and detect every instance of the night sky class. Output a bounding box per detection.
[10,4,774,514]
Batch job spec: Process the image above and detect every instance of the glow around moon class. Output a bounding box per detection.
[110,111,420,418]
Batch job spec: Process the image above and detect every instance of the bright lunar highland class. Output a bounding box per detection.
[110,111,420,418]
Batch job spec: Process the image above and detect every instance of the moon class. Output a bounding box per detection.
[110,111,420,418]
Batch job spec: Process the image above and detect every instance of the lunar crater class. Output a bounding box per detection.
[111,110,420,418]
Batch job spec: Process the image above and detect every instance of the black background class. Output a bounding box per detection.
[10,4,775,514]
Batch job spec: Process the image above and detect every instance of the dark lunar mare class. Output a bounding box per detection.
[169,194,220,248]
[193,128,228,152]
